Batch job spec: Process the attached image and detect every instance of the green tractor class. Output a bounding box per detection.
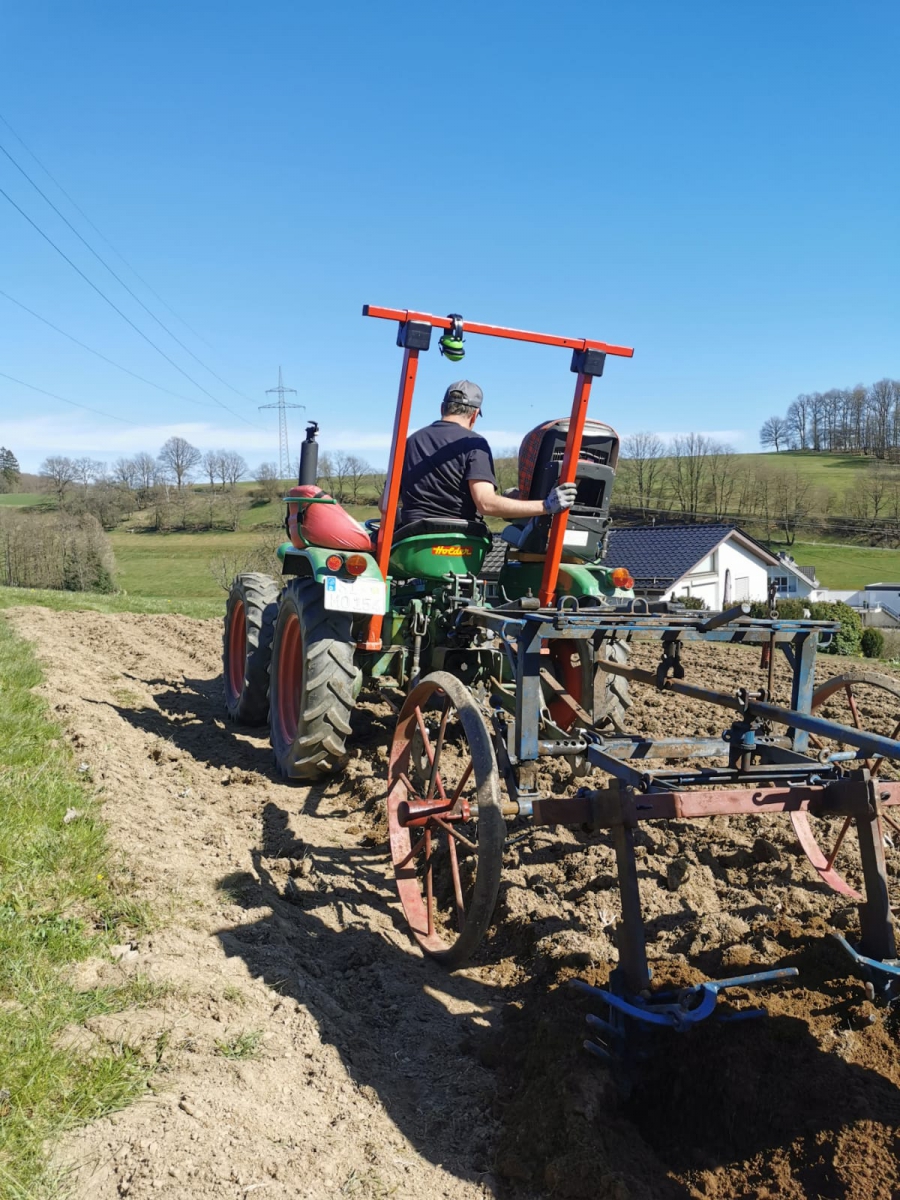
[223,305,636,963]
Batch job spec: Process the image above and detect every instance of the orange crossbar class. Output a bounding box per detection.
[362,305,634,358]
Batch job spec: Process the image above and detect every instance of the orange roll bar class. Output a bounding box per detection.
[538,371,594,606]
[362,305,634,358]
[360,346,421,650]
[360,305,633,626]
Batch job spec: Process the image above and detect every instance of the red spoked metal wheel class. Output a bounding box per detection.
[791,671,900,897]
[387,671,505,968]
[223,573,280,725]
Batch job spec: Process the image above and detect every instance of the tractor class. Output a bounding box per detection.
[224,305,636,963]
[224,306,900,1044]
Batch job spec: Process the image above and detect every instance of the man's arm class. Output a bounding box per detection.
[469,479,576,519]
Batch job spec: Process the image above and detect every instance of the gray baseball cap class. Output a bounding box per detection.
[442,380,483,410]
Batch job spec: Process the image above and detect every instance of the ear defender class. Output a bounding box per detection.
[439,313,465,362]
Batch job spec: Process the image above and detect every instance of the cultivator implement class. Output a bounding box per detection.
[223,301,900,1065]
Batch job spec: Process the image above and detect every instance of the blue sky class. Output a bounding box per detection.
[1,1,898,472]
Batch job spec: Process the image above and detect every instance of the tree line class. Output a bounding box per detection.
[759,378,900,457]
[616,430,900,545]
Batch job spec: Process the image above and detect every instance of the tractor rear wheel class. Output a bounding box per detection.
[268,578,361,780]
[543,637,632,733]
[223,572,280,725]
[595,638,633,733]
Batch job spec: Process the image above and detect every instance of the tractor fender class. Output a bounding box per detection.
[278,543,388,591]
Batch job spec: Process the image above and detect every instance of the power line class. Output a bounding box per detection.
[259,366,304,481]
[0,109,225,360]
[0,123,257,406]
[0,370,138,425]
[0,287,216,409]
[0,183,260,428]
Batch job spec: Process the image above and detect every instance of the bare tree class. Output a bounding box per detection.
[39,455,76,504]
[255,462,282,504]
[343,455,372,505]
[621,432,665,516]
[113,457,138,492]
[669,434,711,520]
[157,436,201,490]
[329,452,351,502]
[317,452,335,496]
[132,452,156,506]
[787,396,810,450]
[759,416,789,452]
[705,442,736,518]
[72,456,103,494]
[220,450,248,489]
[772,471,814,545]
[201,449,222,491]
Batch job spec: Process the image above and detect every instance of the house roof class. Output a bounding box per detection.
[774,552,819,586]
[605,524,779,592]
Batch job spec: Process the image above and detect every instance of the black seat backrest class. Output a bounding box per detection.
[393,517,490,543]
[513,418,620,559]
[520,418,619,514]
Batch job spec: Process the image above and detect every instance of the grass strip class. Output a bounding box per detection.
[0,617,154,1196]
[0,585,222,620]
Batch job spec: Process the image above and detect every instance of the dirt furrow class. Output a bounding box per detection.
[7,605,900,1200]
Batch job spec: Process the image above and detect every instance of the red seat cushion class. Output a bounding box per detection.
[287,486,373,552]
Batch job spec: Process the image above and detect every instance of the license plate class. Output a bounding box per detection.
[323,575,387,615]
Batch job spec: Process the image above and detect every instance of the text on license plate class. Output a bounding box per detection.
[323,575,387,615]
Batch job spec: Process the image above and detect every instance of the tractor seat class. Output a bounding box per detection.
[286,485,374,552]
[393,517,490,544]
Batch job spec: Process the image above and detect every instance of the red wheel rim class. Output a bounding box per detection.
[274,609,303,750]
[387,686,478,955]
[791,672,900,896]
[226,598,246,702]
[547,640,584,731]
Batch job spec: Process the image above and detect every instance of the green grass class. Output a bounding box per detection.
[0,618,155,1195]
[108,530,280,600]
[0,585,223,620]
[738,450,882,491]
[772,540,900,590]
[0,493,49,508]
[214,1029,263,1060]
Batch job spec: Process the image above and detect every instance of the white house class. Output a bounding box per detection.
[769,552,821,601]
[604,524,781,609]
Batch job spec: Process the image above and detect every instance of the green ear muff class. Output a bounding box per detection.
[439,313,465,362]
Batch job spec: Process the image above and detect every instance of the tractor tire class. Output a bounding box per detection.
[223,572,281,725]
[268,577,362,781]
[594,638,633,733]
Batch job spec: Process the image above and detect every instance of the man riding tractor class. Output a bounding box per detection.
[386,379,577,528]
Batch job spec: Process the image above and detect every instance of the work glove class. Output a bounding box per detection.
[543,482,578,514]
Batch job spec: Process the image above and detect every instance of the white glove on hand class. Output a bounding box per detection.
[544,482,578,514]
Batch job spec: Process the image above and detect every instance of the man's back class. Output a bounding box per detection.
[399,420,496,526]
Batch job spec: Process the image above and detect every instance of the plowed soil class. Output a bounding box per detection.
[6,605,900,1200]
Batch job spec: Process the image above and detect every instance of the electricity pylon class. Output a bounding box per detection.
[259,367,304,483]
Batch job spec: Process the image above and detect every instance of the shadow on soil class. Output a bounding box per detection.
[214,801,900,1200]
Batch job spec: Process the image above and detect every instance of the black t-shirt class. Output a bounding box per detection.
[399,420,497,525]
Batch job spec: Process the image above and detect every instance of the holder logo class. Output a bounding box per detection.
[431,545,471,556]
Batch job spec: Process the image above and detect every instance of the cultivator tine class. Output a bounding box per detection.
[572,968,799,1061]
[833,933,900,1001]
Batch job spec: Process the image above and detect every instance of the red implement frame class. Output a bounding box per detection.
[361,305,634,649]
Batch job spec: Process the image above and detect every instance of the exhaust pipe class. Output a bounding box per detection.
[298,422,319,486]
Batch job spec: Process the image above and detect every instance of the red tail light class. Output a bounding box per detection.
[611,567,634,590]
[325,554,343,571]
